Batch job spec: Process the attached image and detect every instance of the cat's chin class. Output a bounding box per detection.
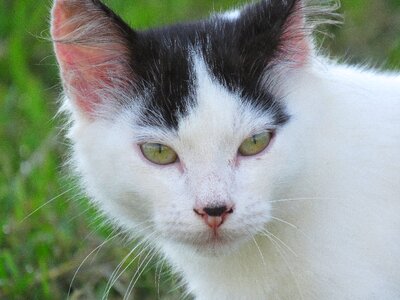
[163,231,251,257]
[186,240,246,257]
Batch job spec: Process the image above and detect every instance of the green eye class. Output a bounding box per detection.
[140,143,178,165]
[238,132,272,156]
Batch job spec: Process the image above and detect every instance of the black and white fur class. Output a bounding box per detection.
[51,0,400,299]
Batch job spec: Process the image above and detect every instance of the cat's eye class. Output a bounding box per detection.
[238,132,272,156]
[140,143,178,165]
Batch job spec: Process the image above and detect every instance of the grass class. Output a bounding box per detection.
[0,0,399,299]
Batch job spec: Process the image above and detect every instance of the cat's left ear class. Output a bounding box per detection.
[237,0,311,67]
[51,0,136,117]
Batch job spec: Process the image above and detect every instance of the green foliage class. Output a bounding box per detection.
[1,1,399,299]
[326,0,400,67]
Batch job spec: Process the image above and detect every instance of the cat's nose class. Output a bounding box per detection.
[193,205,234,229]
[204,206,228,216]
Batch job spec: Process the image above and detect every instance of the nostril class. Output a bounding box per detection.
[194,205,234,229]
[203,206,228,217]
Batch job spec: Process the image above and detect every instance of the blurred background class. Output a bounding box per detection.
[1,0,399,299]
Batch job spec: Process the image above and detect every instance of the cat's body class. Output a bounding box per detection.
[51,0,400,299]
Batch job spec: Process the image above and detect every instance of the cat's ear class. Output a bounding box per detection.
[238,0,311,67]
[51,0,135,117]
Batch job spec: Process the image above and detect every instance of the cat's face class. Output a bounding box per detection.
[52,0,308,255]
[71,57,301,255]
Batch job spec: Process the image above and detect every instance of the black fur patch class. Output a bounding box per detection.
[132,29,196,129]
[104,0,296,128]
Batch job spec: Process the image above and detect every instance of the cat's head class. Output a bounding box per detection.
[51,0,319,255]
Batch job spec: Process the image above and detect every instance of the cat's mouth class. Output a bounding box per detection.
[164,227,250,255]
[156,206,270,255]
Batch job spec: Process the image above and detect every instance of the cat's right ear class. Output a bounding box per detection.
[237,0,311,68]
[51,0,136,117]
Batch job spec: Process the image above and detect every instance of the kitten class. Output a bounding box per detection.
[51,0,400,299]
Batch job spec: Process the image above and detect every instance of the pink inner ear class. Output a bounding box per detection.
[51,0,67,39]
[278,3,310,68]
[55,44,110,114]
[52,0,130,115]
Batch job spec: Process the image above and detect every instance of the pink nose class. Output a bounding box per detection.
[193,205,234,229]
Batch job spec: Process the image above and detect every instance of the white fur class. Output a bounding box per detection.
[220,9,241,21]
[67,52,400,299]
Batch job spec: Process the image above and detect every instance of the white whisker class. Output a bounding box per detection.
[67,231,122,300]
[261,229,298,257]
[123,247,159,300]
[21,187,76,222]
[102,245,138,300]
[250,234,267,267]
[268,196,338,203]
[102,225,156,300]
[264,233,304,300]
[271,216,299,229]
[156,257,167,299]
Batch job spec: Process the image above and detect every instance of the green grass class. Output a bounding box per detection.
[1,1,399,299]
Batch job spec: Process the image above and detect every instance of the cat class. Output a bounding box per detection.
[51,0,400,299]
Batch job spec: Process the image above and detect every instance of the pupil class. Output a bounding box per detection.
[252,136,257,144]
[158,144,162,154]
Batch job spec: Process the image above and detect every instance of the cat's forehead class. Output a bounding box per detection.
[178,56,275,145]
[131,54,282,164]
[132,16,290,130]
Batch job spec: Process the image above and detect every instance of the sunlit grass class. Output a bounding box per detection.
[1,0,399,299]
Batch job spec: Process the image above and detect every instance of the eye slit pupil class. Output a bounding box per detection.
[140,143,178,165]
[238,132,272,157]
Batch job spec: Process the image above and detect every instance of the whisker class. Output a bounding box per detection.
[67,205,93,223]
[123,247,159,300]
[102,224,155,300]
[90,229,122,265]
[268,196,338,203]
[165,266,187,297]
[67,231,123,300]
[271,216,299,229]
[250,234,267,267]
[103,241,151,300]
[261,229,298,257]
[264,234,304,300]
[155,256,167,299]
[246,230,274,295]
[102,245,138,300]
[20,186,76,223]
[269,215,312,241]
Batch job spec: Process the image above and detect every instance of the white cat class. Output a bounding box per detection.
[51,0,400,299]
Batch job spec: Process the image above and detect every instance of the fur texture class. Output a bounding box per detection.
[51,0,400,299]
